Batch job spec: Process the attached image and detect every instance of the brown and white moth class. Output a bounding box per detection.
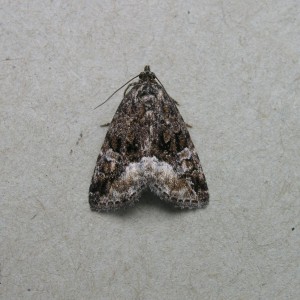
[89,66,209,211]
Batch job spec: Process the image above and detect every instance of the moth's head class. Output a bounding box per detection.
[139,65,156,82]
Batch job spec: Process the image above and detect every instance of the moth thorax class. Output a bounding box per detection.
[142,95,156,110]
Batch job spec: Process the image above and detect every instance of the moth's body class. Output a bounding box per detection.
[89,66,209,211]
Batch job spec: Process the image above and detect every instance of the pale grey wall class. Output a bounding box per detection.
[1,1,299,299]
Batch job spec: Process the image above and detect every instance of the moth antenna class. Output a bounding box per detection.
[94,74,139,110]
[155,76,169,98]
[155,76,179,105]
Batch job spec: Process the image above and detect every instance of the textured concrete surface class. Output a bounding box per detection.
[1,1,299,299]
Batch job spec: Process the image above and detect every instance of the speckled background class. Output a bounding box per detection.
[1,1,299,299]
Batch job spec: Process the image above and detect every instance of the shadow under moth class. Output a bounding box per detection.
[89,66,209,211]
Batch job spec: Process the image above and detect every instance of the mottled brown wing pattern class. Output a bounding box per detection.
[146,88,209,209]
[89,66,209,211]
[89,89,147,211]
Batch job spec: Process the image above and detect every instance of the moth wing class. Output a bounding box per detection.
[89,94,147,212]
[149,95,209,208]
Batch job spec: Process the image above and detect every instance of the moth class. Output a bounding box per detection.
[89,66,209,211]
